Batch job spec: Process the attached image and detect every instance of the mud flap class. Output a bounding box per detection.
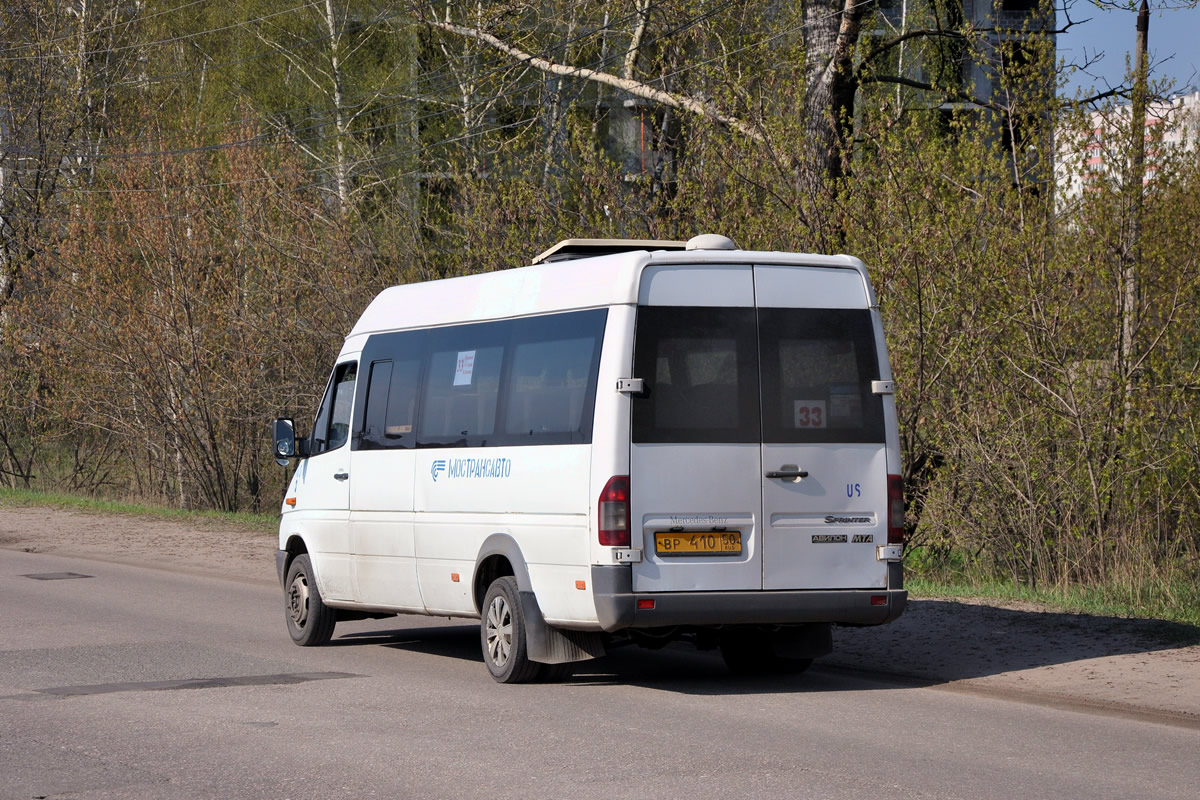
[520,591,606,664]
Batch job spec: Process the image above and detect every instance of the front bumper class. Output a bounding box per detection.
[590,565,907,632]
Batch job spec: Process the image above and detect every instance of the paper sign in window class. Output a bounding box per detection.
[828,385,862,422]
[453,350,475,386]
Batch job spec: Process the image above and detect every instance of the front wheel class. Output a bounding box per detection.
[284,554,336,646]
[480,576,541,683]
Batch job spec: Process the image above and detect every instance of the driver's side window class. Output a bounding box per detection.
[310,361,358,456]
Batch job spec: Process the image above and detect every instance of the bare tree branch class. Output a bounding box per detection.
[860,74,1007,114]
[420,16,764,143]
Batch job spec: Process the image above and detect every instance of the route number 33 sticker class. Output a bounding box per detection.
[794,400,827,429]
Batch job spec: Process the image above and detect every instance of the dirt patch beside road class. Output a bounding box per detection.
[2,504,1197,723]
[0,505,275,586]
[828,597,1200,724]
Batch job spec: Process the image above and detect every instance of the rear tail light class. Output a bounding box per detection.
[598,475,631,547]
[887,474,905,544]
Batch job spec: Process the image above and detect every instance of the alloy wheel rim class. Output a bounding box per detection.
[485,595,512,667]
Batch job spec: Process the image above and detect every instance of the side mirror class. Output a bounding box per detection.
[273,418,297,466]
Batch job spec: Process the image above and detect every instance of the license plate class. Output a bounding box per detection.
[654,531,742,557]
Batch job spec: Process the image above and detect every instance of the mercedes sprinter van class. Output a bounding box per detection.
[272,234,906,682]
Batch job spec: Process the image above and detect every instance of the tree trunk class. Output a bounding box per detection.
[1120,1,1149,427]
[801,0,867,190]
[323,0,351,216]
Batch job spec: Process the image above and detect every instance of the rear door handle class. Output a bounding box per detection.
[766,469,808,479]
[333,471,349,482]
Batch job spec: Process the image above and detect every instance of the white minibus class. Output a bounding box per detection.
[272,234,906,682]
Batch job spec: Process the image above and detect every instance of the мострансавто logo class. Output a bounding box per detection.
[431,457,511,482]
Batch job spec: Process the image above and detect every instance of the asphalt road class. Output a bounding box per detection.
[2,548,1196,800]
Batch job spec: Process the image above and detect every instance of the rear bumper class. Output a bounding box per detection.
[590,565,907,632]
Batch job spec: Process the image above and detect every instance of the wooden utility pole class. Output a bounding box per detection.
[1122,0,1149,417]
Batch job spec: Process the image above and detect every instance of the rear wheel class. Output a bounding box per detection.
[285,554,336,646]
[481,576,541,683]
[719,629,812,675]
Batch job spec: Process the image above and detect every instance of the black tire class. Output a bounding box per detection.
[284,554,337,646]
[719,629,812,675]
[481,576,541,683]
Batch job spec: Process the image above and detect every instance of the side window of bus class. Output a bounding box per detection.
[311,361,357,455]
[358,309,606,450]
[360,357,421,449]
[419,345,504,442]
[504,336,598,438]
[360,360,393,445]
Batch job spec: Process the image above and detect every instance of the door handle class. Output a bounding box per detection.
[333,471,349,482]
[766,469,808,480]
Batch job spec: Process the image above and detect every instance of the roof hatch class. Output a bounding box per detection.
[531,233,741,265]
[532,238,686,264]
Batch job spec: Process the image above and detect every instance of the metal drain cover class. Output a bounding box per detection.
[22,572,94,581]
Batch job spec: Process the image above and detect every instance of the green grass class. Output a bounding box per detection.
[907,573,1200,632]
[0,487,279,534]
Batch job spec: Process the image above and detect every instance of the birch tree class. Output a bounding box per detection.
[235,0,417,217]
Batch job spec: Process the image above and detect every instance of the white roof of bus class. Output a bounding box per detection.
[346,247,869,343]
